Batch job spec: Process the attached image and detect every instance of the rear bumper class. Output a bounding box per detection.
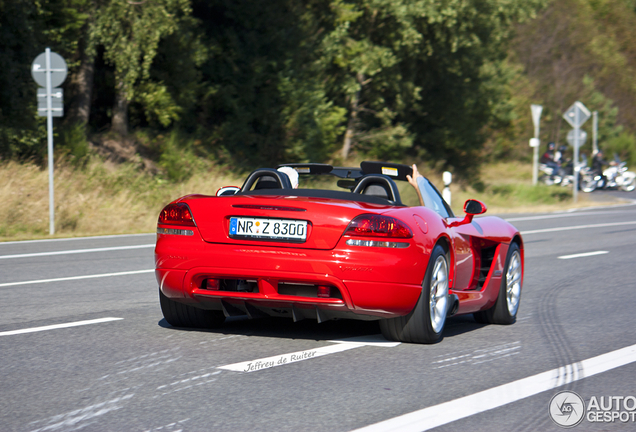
[155,235,424,319]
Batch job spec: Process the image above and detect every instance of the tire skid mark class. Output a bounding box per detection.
[143,418,190,432]
[432,341,521,369]
[28,391,134,432]
[514,279,583,432]
[30,337,239,430]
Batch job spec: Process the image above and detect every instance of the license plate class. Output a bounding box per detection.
[229,217,308,242]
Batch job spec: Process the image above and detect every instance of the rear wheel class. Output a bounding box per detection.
[380,245,449,344]
[159,289,225,329]
[474,242,522,324]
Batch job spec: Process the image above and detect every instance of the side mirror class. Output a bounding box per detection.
[216,186,240,196]
[464,199,487,216]
[448,199,487,228]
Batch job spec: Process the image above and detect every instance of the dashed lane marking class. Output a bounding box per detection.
[521,220,636,235]
[0,244,154,260]
[0,269,154,287]
[218,335,400,373]
[0,317,123,337]
[558,251,609,260]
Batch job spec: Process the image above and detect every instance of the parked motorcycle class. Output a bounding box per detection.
[538,163,562,186]
[581,157,636,193]
[579,166,598,192]
[540,157,590,189]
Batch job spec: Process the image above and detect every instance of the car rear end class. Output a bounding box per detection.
[155,193,427,323]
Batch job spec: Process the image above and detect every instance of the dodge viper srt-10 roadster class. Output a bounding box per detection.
[155,161,523,344]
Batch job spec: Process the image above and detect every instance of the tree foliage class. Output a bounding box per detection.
[16,0,634,177]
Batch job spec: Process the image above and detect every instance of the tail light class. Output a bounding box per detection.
[158,203,196,227]
[344,214,413,238]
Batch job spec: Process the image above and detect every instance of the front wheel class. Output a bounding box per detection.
[380,245,449,344]
[474,242,522,325]
[621,176,636,192]
[580,174,597,193]
[159,289,225,329]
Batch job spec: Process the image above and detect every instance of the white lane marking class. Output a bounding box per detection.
[219,335,399,373]
[522,220,636,235]
[0,269,154,287]
[505,206,636,222]
[0,244,155,259]
[352,343,636,432]
[558,251,609,260]
[0,232,154,245]
[0,317,123,337]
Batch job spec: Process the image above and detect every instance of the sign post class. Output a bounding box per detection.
[592,111,598,155]
[562,101,591,203]
[31,48,67,235]
[530,104,543,186]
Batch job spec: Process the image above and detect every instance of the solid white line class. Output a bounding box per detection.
[522,220,636,235]
[0,317,123,337]
[0,244,155,260]
[505,210,626,222]
[352,343,636,432]
[0,233,154,245]
[558,251,609,260]
[0,269,155,287]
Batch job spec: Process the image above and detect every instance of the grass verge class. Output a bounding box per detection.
[0,159,619,241]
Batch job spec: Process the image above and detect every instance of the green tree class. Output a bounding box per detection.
[317,0,544,171]
[91,0,191,136]
[0,0,45,160]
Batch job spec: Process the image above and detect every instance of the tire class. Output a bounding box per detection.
[621,177,636,192]
[474,242,522,325]
[380,245,449,344]
[580,174,597,193]
[539,173,554,186]
[159,289,225,329]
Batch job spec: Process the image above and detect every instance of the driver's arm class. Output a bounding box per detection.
[407,164,425,207]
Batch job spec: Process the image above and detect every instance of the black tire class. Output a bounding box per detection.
[159,289,225,329]
[474,242,522,325]
[580,174,597,193]
[621,177,636,192]
[380,245,449,344]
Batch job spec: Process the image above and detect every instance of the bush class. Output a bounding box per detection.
[603,132,636,168]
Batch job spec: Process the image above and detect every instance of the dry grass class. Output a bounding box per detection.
[0,159,621,241]
[0,160,242,240]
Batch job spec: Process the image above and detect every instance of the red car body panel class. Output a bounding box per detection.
[155,185,523,321]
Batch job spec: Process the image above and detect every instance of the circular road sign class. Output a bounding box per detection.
[566,129,587,148]
[31,51,68,88]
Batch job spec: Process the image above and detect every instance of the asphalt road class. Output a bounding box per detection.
[2,195,636,432]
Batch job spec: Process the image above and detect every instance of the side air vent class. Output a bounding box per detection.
[477,246,498,289]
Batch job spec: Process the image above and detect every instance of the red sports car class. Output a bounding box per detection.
[155,161,523,344]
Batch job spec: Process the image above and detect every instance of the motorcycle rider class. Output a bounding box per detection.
[591,150,617,186]
[540,142,561,177]
[555,145,571,177]
[540,142,556,164]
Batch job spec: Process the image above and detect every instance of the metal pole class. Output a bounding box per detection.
[46,48,55,235]
[592,111,598,154]
[533,123,540,186]
[573,117,579,204]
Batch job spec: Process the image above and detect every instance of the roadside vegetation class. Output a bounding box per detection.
[0,157,603,241]
[2,0,636,240]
